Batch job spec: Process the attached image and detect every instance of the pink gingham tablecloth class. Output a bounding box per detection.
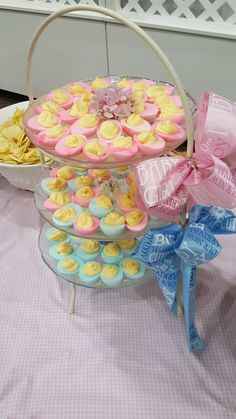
[0,176,236,419]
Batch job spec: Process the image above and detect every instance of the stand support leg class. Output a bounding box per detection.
[69,283,76,314]
[177,276,184,318]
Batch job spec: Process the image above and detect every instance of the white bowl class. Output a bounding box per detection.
[0,101,42,191]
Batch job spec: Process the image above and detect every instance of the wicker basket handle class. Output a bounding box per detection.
[27,5,194,158]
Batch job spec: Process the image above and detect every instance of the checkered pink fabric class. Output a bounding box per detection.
[0,176,236,418]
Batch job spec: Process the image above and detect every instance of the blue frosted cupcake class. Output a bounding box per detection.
[89,194,114,218]
[52,203,82,228]
[49,242,75,260]
[57,256,84,276]
[121,257,145,279]
[100,212,125,237]
[111,166,129,178]
[100,264,124,287]
[79,261,102,284]
[68,175,93,192]
[46,227,70,244]
[77,239,102,261]
[69,235,84,245]
[41,177,67,196]
[101,242,124,264]
[117,238,138,255]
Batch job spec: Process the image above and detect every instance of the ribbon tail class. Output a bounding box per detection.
[182,264,205,352]
[155,260,180,316]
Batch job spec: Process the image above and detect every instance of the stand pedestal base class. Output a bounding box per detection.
[69,284,77,314]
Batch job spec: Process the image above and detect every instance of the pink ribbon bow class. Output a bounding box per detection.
[134,91,236,221]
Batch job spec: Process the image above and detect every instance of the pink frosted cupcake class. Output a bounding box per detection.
[60,102,89,124]
[74,212,99,235]
[67,81,92,96]
[156,103,185,125]
[46,89,73,109]
[125,209,148,233]
[153,120,185,142]
[70,113,99,137]
[121,114,151,136]
[36,124,69,149]
[27,111,59,133]
[55,134,85,157]
[134,130,166,156]
[34,101,63,115]
[133,102,158,122]
[73,186,96,208]
[83,139,109,163]
[110,135,138,161]
[43,191,72,211]
[97,120,122,143]
[146,85,175,102]
[50,166,76,181]
[88,169,111,182]
[91,77,110,91]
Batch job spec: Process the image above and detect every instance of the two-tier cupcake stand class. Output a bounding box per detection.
[23,5,196,314]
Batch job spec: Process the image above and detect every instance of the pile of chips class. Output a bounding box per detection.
[0,108,40,164]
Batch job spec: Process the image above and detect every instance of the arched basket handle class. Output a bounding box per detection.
[27,5,194,158]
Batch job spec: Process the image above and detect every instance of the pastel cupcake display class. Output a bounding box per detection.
[125,209,148,233]
[55,135,85,157]
[100,264,123,287]
[121,258,145,279]
[79,261,102,284]
[97,120,122,143]
[153,120,185,142]
[26,77,188,164]
[57,256,83,276]
[134,130,166,156]
[44,191,72,211]
[101,242,124,264]
[52,203,82,227]
[46,228,70,244]
[74,212,99,235]
[100,212,126,237]
[117,238,138,255]
[89,194,114,218]
[110,135,138,161]
[49,242,74,260]
[77,239,102,261]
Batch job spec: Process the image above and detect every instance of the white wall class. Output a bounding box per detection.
[0,9,108,97]
[0,9,235,103]
[106,23,236,103]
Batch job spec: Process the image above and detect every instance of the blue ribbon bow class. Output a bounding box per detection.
[133,205,236,351]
